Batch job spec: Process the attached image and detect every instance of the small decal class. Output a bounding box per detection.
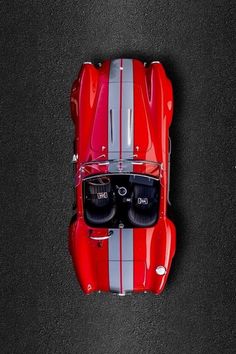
[138,197,148,205]
[97,192,108,199]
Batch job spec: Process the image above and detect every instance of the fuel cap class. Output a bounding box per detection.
[156,266,166,275]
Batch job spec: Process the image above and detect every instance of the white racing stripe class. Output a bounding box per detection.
[108,59,120,171]
[108,229,120,292]
[122,229,134,292]
[108,59,134,294]
[122,59,134,170]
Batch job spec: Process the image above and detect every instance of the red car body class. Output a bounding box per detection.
[69,58,176,295]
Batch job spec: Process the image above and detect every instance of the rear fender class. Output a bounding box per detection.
[69,218,98,294]
[151,217,176,294]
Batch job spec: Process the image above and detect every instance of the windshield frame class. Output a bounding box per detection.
[75,158,163,187]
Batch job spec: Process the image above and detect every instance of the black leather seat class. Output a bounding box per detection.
[128,184,158,227]
[85,177,116,225]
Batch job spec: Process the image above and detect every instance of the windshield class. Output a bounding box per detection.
[75,159,162,187]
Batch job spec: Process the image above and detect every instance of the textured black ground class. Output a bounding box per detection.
[1,1,235,353]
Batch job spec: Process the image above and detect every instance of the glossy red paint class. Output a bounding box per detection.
[69,59,176,295]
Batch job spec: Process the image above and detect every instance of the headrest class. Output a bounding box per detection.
[88,177,112,208]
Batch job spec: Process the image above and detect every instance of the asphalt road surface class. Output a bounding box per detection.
[1,1,235,353]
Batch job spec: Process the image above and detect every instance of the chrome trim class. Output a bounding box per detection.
[82,172,160,182]
[89,230,113,241]
[89,236,111,241]
[80,159,162,167]
[127,109,133,147]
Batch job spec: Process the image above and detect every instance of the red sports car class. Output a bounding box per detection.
[69,58,176,295]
